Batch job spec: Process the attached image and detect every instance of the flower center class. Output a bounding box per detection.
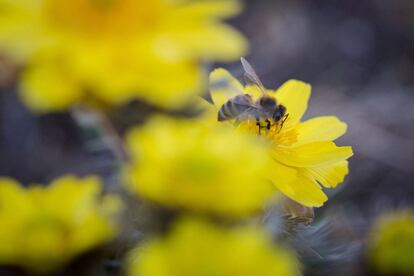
[236,119,298,146]
[44,0,164,37]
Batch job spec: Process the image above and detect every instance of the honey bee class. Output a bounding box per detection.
[218,58,288,133]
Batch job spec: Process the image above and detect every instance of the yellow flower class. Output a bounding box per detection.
[127,218,299,276]
[123,115,275,217]
[0,175,122,273]
[369,211,414,275]
[209,68,353,207]
[0,0,247,112]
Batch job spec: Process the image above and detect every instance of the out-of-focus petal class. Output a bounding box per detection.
[0,175,121,273]
[19,62,83,113]
[123,116,274,217]
[0,1,45,61]
[293,116,348,145]
[171,0,243,19]
[273,141,353,167]
[0,177,28,210]
[0,0,247,111]
[160,24,247,61]
[93,59,204,107]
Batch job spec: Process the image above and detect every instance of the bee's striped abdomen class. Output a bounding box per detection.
[218,101,239,121]
[218,94,253,121]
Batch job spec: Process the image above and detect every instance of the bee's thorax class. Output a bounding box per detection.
[257,96,276,108]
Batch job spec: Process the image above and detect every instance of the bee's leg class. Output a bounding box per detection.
[282,113,289,126]
[266,119,271,130]
[278,114,289,133]
[256,117,261,135]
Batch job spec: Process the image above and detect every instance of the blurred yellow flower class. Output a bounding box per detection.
[127,218,299,276]
[209,68,353,207]
[0,0,247,112]
[0,175,122,273]
[123,116,275,217]
[369,211,414,275]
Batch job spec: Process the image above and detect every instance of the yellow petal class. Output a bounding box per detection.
[305,161,349,188]
[287,178,327,207]
[273,141,353,167]
[294,116,348,145]
[268,161,327,207]
[200,24,247,61]
[94,58,204,108]
[166,1,245,60]
[19,62,83,113]
[171,0,243,19]
[158,22,248,62]
[0,177,27,209]
[0,1,44,62]
[209,68,244,107]
[274,80,311,127]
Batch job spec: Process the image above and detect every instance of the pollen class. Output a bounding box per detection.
[236,118,298,147]
[268,127,298,146]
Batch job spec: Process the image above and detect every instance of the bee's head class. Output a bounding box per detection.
[258,96,276,110]
[272,104,287,122]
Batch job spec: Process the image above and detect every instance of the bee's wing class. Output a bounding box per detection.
[240,57,266,93]
[236,107,262,121]
[231,96,263,121]
[230,94,254,106]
